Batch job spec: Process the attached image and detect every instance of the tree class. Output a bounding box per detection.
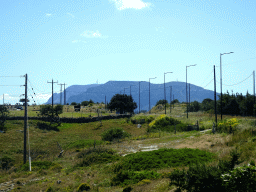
[201,98,214,112]
[71,102,78,105]
[108,94,137,114]
[19,98,30,106]
[171,99,180,104]
[187,101,201,112]
[0,106,9,132]
[81,101,89,106]
[39,104,63,121]
[156,99,168,106]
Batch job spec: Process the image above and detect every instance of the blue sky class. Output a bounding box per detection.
[0,0,255,104]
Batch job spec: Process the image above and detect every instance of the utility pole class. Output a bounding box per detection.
[189,83,190,105]
[139,82,141,113]
[214,65,217,128]
[170,86,172,113]
[47,79,58,117]
[149,77,157,114]
[58,83,64,105]
[24,74,28,164]
[105,95,106,110]
[173,95,174,108]
[254,71,255,104]
[164,72,172,114]
[254,71,255,116]
[220,52,234,120]
[3,94,4,105]
[64,83,66,105]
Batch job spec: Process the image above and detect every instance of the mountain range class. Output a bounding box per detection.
[45,81,220,112]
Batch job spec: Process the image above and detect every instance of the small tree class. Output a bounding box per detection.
[39,104,63,125]
[0,106,9,132]
[71,102,78,105]
[156,99,168,106]
[108,94,137,114]
[19,98,30,106]
[171,99,180,104]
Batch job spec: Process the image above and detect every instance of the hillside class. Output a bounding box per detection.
[46,81,220,112]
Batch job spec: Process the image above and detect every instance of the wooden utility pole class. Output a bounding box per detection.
[214,65,217,128]
[24,74,27,164]
[64,83,66,105]
[105,95,106,110]
[47,79,58,117]
[170,86,172,113]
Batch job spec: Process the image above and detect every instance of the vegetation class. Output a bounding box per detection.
[113,148,214,172]
[155,99,168,106]
[101,127,131,142]
[1,101,256,191]
[147,114,187,132]
[108,94,137,114]
[0,105,9,132]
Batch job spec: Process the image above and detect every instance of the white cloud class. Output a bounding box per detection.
[80,30,105,38]
[110,0,152,10]
[46,13,52,17]
[67,13,75,18]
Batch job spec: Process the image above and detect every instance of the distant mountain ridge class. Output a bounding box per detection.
[45,81,220,112]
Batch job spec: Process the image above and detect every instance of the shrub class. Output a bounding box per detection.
[111,170,160,186]
[20,161,54,171]
[113,148,214,173]
[37,122,60,131]
[217,118,239,133]
[169,149,243,191]
[76,147,120,167]
[0,155,14,170]
[101,128,131,142]
[221,164,256,191]
[77,183,90,191]
[147,115,186,132]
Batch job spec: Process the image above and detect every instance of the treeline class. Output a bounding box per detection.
[187,91,256,116]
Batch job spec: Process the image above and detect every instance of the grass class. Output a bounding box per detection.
[0,104,256,191]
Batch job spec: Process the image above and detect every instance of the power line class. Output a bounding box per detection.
[0,75,24,78]
[216,73,253,87]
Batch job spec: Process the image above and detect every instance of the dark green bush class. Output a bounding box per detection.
[101,128,131,142]
[113,148,214,173]
[37,122,60,131]
[0,155,14,170]
[77,183,90,191]
[169,149,243,192]
[147,116,187,133]
[111,170,160,186]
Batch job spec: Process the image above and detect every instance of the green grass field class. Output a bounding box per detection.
[0,104,256,191]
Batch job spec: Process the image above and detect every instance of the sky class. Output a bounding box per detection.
[0,0,255,105]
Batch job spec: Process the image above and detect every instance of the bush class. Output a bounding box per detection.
[0,155,14,170]
[77,183,90,191]
[113,148,214,173]
[147,115,186,133]
[76,147,120,167]
[169,149,243,191]
[111,170,160,186]
[217,118,239,133]
[20,161,54,171]
[101,128,131,142]
[37,122,60,131]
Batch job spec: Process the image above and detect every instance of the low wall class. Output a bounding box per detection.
[6,114,131,123]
